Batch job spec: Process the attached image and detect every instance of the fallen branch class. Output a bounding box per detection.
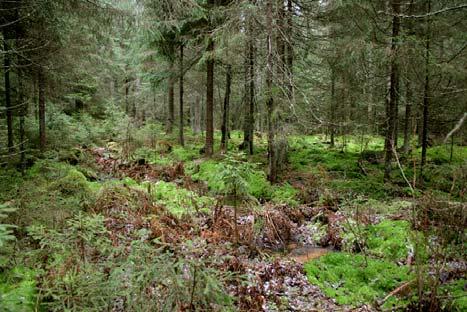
[379,280,415,306]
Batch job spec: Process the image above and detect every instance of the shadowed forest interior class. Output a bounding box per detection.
[0,0,466,311]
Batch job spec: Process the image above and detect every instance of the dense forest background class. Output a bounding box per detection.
[0,0,466,311]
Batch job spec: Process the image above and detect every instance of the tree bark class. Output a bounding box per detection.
[242,7,255,155]
[330,65,336,147]
[3,40,14,153]
[220,64,232,152]
[403,78,412,154]
[205,38,215,156]
[421,0,431,176]
[18,66,26,171]
[384,0,401,181]
[193,96,201,134]
[179,44,185,146]
[38,67,46,153]
[286,0,294,99]
[166,60,175,134]
[266,0,276,182]
[403,1,414,154]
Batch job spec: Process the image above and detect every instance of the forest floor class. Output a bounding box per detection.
[1,128,466,311]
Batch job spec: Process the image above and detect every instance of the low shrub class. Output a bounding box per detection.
[191,159,272,200]
[12,160,97,228]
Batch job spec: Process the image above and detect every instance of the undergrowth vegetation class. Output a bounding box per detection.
[0,121,465,311]
[304,252,412,308]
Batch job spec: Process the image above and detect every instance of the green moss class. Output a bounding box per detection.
[247,171,271,199]
[304,252,412,307]
[149,181,214,217]
[330,177,392,199]
[271,183,299,206]
[366,220,412,261]
[171,146,199,162]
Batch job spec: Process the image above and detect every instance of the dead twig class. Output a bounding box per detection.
[379,280,415,306]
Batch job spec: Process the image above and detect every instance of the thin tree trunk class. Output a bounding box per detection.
[403,1,414,154]
[4,40,14,153]
[286,0,294,99]
[421,0,431,176]
[33,74,38,120]
[18,67,26,171]
[38,68,46,153]
[247,36,255,155]
[205,38,214,156]
[220,64,232,152]
[266,0,276,182]
[403,78,412,154]
[193,96,201,134]
[179,44,185,146]
[384,0,401,181]
[367,46,374,133]
[277,0,286,83]
[167,60,175,134]
[330,65,336,147]
[125,77,130,114]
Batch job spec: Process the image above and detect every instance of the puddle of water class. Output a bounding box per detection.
[266,244,333,263]
[288,246,332,264]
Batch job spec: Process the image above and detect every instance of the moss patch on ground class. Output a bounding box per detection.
[304,252,412,307]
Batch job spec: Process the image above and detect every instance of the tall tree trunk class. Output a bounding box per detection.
[242,9,255,155]
[403,77,412,154]
[221,64,232,152]
[286,0,294,99]
[266,0,276,182]
[421,0,431,176]
[3,40,14,153]
[205,38,214,156]
[247,35,255,155]
[38,68,46,153]
[166,60,175,134]
[179,44,185,146]
[403,1,414,154]
[221,64,232,151]
[367,46,374,133]
[276,0,286,83]
[330,65,336,147]
[192,96,201,134]
[33,74,38,120]
[18,67,26,171]
[384,0,401,181]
